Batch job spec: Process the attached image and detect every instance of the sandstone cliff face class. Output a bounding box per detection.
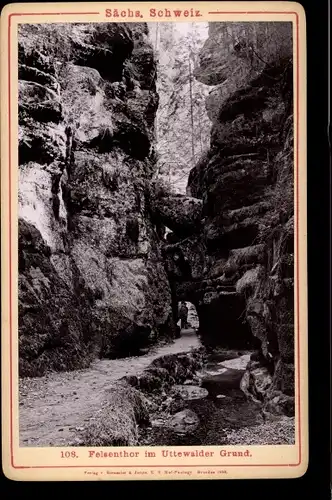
[18,23,174,377]
[164,22,294,414]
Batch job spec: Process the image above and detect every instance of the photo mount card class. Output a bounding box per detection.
[1,1,308,481]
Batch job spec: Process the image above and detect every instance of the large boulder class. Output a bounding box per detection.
[151,193,203,236]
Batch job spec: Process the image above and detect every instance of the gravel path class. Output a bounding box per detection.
[19,330,200,447]
[225,417,295,445]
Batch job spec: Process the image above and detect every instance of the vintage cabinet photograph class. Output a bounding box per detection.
[1,1,308,481]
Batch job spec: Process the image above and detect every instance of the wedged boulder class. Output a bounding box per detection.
[152,193,203,236]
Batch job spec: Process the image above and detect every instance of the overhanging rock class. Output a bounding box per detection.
[152,193,203,237]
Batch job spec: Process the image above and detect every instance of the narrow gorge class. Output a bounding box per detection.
[18,21,295,447]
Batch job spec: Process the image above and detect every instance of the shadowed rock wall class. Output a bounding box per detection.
[18,23,175,376]
[159,22,294,415]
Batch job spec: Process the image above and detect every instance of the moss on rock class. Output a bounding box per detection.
[78,382,150,446]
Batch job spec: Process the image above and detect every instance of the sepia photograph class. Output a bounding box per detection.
[16,18,296,451]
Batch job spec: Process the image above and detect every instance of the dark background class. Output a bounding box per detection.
[0,0,330,497]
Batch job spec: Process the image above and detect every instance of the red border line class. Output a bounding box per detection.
[8,11,302,470]
[8,10,13,472]
[295,11,301,466]
[9,12,100,16]
[13,462,299,469]
[208,11,299,14]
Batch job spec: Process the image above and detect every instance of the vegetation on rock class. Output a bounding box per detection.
[184,21,294,415]
[18,20,295,423]
[18,22,175,376]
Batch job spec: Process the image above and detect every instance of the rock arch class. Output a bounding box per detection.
[151,194,255,350]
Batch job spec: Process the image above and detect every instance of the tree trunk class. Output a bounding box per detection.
[188,56,195,164]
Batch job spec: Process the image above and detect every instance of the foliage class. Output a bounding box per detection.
[78,382,150,446]
[147,22,211,194]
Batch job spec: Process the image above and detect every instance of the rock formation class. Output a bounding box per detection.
[161,22,295,415]
[18,20,296,417]
[18,23,175,376]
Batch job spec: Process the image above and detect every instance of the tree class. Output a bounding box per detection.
[148,22,211,194]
